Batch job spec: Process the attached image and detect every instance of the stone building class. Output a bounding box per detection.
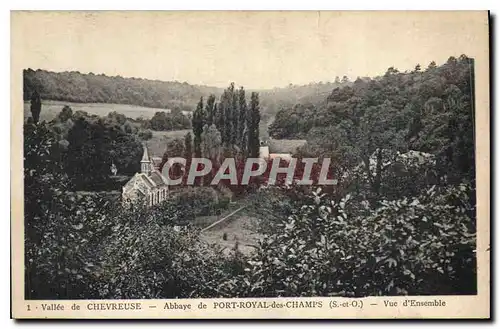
[122,146,169,206]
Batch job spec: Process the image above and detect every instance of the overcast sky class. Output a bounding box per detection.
[12,11,488,89]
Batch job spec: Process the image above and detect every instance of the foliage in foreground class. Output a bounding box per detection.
[220,186,476,297]
[25,181,476,299]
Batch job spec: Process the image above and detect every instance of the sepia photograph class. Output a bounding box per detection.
[11,10,490,318]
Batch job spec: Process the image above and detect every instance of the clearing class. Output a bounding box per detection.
[197,205,263,256]
[23,100,188,122]
[145,130,192,157]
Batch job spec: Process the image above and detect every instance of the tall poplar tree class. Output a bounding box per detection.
[231,85,239,145]
[238,87,248,151]
[184,132,193,159]
[192,97,205,158]
[248,92,261,158]
[221,85,235,147]
[214,102,224,139]
[205,94,216,127]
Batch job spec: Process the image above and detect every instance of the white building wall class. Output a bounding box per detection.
[259,146,270,159]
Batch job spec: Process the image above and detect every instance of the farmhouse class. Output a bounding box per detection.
[122,146,169,206]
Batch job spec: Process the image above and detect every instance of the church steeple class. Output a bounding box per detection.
[141,145,152,174]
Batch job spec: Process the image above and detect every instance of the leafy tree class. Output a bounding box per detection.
[149,111,191,131]
[138,129,153,140]
[108,132,143,175]
[57,105,73,122]
[167,138,186,158]
[159,138,187,180]
[64,117,142,189]
[150,112,170,130]
[201,124,223,163]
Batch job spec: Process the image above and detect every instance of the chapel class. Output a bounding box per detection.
[121,146,169,207]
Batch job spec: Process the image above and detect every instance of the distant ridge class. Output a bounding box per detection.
[23,68,224,111]
[23,68,346,116]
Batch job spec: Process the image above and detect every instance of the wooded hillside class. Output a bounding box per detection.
[270,55,476,184]
[23,69,223,111]
[23,69,350,118]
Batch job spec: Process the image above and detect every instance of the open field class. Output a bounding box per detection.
[23,100,191,122]
[145,129,192,157]
[199,211,262,256]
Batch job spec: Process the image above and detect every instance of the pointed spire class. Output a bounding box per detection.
[140,145,152,174]
[141,145,150,162]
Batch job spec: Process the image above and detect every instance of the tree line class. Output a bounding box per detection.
[191,82,261,159]
[23,68,221,111]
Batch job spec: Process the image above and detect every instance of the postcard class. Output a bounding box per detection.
[11,10,490,319]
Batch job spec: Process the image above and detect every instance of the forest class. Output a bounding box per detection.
[24,55,477,299]
[23,68,221,111]
[270,56,475,185]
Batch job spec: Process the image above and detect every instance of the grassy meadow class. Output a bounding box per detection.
[23,100,187,122]
[145,129,192,157]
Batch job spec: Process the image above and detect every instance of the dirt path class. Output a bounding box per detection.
[199,211,263,256]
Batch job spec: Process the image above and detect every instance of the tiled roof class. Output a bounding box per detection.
[139,174,155,188]
[149,171,166,186]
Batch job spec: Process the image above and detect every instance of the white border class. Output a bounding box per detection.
[3,1,497,328]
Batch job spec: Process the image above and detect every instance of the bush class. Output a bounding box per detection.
[25,194,118,299]
[26,191,243,299]
[247,186,313,235]
[94,209,228,298]
[220,185,476,297]
[170,187,220,217]
[138,129,153,140]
